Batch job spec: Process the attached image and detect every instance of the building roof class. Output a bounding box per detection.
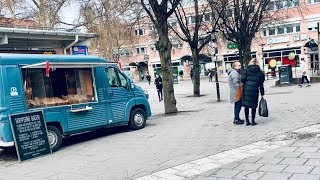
[0,19,97,50]
[0,53,109,65]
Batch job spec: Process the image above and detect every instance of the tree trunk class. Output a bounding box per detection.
[191,48,200,97]
[158,33,178,114]
[239,44,252,71]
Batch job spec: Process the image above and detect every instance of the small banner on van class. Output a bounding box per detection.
[46,61,50,77]
[9,111,52,162]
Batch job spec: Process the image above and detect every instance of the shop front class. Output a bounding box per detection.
[263,47,301,76]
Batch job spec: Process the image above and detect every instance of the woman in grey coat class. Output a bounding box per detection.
[228,62,244,125]
[241,58,265,126]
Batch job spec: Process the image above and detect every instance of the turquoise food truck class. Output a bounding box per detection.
[0,54,151,151]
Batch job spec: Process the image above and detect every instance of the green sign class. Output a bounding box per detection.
[227,42,238,49]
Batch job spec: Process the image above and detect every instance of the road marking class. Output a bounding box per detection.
[135,124,320,180]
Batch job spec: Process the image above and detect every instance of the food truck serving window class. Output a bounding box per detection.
[22,68,96,109]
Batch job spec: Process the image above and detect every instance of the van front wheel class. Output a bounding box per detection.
[129,108,146,130]
[47,125,62,152]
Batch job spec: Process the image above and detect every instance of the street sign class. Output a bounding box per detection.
[9,111,51,162]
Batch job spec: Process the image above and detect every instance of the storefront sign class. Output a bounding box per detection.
[72,46,87,55]
[267,36,290,45]
[293,35,300,41]
[9,111,51,162]
[227,42,238,49]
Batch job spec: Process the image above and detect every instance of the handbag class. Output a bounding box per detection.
[258,97,268,117]
[234,84,243,102]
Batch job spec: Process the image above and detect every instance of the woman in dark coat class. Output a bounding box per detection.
[154,74,163,102]
[241,58,265,126]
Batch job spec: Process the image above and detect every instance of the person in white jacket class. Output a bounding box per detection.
[299,58,311,87]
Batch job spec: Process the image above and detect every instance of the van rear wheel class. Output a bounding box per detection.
[47,125,62,152]
[129,108,146,130]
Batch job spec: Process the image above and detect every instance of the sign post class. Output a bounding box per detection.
[9,111,51,162]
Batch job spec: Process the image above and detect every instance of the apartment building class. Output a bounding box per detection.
[119,0,320,81]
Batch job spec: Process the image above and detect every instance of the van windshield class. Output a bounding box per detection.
[22,68,96,109]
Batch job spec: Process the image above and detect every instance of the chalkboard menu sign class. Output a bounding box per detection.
[9,111,52,162]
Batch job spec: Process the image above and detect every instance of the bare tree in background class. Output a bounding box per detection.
[141,0,181,114]
[210,0,303,69]
[209,0,271,69]
[25,0,69,28]
[170,0,221,97]
[79,0,141,63]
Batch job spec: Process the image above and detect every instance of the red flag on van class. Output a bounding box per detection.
[118,61,122,71]
[46,61,50,77]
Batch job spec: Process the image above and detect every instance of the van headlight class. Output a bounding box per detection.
[144,90,149,99]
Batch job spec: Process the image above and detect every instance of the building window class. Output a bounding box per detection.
[172,43,183,49]
[136,47,146,54]
[268,0,299,10]
[203,13,212,22]
[307,0,320,4]
[269,28,276,36]
[278,27,285,34]
[287,26,293,33]
[263,23,300,37]
[169,20,178,27]
[262,30,267,37]
[134,28,145,36]
[23,68,96,109]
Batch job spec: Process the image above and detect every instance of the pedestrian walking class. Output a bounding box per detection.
[298,58,311,87]
[154,74,163,102]
[228,62,244,125]
[209,69,214,82]
[179,70,184,81]
[208,69,212,82]
[241,58,265,126]
[146,73,151,86]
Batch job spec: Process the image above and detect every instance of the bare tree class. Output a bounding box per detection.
[140,0,181,114]
[23,0,70,28]
[170,0,221,97]
[79,0,140,63]
[209,0,273,69]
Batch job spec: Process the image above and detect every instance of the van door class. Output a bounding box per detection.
[105,67,134,123]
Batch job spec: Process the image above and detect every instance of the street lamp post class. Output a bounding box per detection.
[260,43,267,79]
[211,31,221,102]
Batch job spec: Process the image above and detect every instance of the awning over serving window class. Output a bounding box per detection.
[21,62,117,69]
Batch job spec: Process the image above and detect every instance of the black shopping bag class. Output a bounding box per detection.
[259,97,268,117]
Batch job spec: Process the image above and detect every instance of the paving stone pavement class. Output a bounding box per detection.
[0,77,320,180]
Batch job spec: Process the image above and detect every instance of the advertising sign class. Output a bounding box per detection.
[72,46,87,55]
[9,111,51,162]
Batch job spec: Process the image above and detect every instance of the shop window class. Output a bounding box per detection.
[23,68,96,109]
[106,68,128,88]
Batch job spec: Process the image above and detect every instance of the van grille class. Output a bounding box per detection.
[9,96,25,113]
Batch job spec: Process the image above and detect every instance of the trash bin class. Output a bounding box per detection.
[278,64,293,85]
[173,74,179,84]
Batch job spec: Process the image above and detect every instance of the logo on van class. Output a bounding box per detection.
[10,87,18,96]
